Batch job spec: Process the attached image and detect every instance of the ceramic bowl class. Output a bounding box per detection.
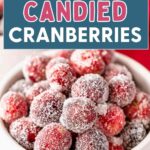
[0,52,150,150]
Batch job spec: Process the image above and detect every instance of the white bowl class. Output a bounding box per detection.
[0,52,150,150]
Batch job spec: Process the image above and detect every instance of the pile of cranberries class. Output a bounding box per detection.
[0,50,150,150]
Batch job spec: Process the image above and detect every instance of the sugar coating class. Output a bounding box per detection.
[108,136,124,150]
[25,80,50,105]
[96,103,108,116]
[2,51,150,149]
[104,63,132,81]
[71,74,109,104]
[76,128,109,150]
[9,117,40,150]
[9,79,32,96]
[109,137,123,146]
[121,122,146,150]
[96,103,126,136]
[46,63,76,93]
[70,50,106,75]
[60,97,97,133]
[23,55,50,82]
[0,91,28,124]
[109,144,124,150]
[99,50,114,65]
[30,90,66,127]
[46,57,69,69]
[124,91,150,128]
[109,143,124,150]
[109,74,136,107]
[34,123,72,150]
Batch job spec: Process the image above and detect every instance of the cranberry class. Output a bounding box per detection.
[109,75,136,107]
[71,74,109,104]
[121,122,146,150]
[10,117,40,150]
[76,128,109,150]
[30,90,66,127]
[104,63,132,81]
[60,97,97,133]
[99,50,114,65]
[46,57,69,69]
[23,55,49,82]
[109,137,124,150]
[0,91,28,124]
[34,123,72,150]
[46,63,76,93]
[124,91,150,128]
[25,80,50,105]
[70,50,105,75]
[96,103,126,136]
[9,79,32,96]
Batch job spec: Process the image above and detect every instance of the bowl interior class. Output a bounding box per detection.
[0,63,25,150]
[0,52,150,150]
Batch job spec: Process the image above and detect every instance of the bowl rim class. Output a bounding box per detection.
[0,63,25,150]
[0,52,150,150]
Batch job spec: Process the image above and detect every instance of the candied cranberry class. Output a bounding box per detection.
[71,74,109,104]
[46,57,69,69]
[10,117,40,150]
[0,91,28,124]
[70,50,105,75]
[60,97,97,133]
[99,50,114,65]
[76,128,109,150]
[25,80,50,105]
[109,74,136,107]
[9,79,32,95]
[104,63,132,81]
[109,137,124,150]
[46,63,76,93]
[23,55,50,82]
[34,123,72,150]
[109,143,124,150]
[121,122,146,150]
[30,90,66,127]
[124,91,150,127]
[44,50,73,59]
[96,103,126,136]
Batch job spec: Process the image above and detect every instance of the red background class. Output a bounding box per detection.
[118,49,150,70]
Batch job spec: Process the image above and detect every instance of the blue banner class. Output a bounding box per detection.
[4,0,148,49]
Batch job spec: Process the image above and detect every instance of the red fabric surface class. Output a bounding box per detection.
[118,49,150,70]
